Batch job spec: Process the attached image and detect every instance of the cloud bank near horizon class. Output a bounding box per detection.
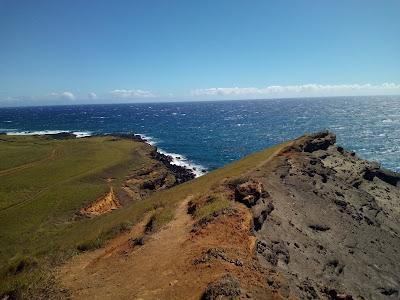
[109,89,155,99]
[191,83,400,98]
[50,91,76,101]
[1,83,400,106]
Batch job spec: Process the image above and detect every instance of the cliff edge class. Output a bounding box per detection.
[245,131,400,299]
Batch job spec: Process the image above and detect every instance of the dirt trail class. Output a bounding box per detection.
[0,147,60,177]
[58,197,197,299]
[57,145,293,300]
[58,199,280,299]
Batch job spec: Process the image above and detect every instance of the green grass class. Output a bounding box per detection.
[0,135,53,171]
[145,208,175,233]
[0,134,288,297]
[76,221,132,252]
[0,135,157,296]
[193,194,232,220]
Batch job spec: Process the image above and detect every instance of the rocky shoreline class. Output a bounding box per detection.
[107,133,197,184]
[1,130,198,185]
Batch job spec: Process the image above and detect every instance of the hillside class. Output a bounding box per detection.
[0,133,193,298]
[57,132,400,300]
[1,132,400,299]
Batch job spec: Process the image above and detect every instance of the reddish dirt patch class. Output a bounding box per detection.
[80,188,121,216]
[57,198,283,299]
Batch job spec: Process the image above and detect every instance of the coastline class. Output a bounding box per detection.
[2,129,206,181]
[109,133,200,184]
[135,133,207,177]
[3,129,92,138]
[2,130,400,299]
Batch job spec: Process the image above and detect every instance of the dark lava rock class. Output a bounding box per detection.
[309,224,331,232]
[107,133,147,142]
[150,149,195,184]
[201,274,241,300]
[363,167,400,187]
[302,131,336,153]
[256,240,290,266]
[109,133,196,184]
[194,248,243,267]
[45,132,77,139]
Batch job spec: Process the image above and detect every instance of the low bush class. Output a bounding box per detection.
[145,208,174,233]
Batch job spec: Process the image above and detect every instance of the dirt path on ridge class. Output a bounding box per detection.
[57,144,294,300]
[58,197,199,299]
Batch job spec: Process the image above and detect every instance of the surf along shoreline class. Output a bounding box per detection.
[109,133,201,184]
[2,130,205,183]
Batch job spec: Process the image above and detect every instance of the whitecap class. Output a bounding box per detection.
[158,149,206,177]
[135,133,158,146]
[73,131,92,138]
[137,133,207,177]
[5,130,92,138]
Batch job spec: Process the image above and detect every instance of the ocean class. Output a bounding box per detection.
[1,96,399,174]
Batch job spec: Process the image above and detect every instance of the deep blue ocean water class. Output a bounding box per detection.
[1,96,399,173]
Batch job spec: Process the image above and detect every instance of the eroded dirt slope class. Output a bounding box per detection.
[58,197,283,299]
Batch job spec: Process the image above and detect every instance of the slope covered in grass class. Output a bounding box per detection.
[0,134,287,297]
[0,135,159,295]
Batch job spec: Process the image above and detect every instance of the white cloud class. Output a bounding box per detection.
[50,91,75,100]
[61,91,75,100]
[88,92,97,99]
[191,83,400,98]
[110,89,155,99]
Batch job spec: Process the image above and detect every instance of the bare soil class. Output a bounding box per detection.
[80,188,121,216]
[58,196,284,299]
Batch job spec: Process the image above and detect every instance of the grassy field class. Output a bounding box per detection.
[0,134,287,297]
[0,135,159,296]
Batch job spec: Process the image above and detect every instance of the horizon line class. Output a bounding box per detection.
[1,94,400,109]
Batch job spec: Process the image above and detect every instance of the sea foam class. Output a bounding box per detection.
[137,133,206,177]
[5,130,92,138]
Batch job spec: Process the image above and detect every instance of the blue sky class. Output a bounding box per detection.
[0,0,399,106]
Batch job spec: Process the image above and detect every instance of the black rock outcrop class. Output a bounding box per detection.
[109,133,196,184]
[150,149,195,184]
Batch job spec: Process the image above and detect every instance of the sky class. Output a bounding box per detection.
[0,0,399,106]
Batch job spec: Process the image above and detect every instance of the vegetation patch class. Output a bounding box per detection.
[188,192,234,232]
[5,256,37,276]
[188,193,232,220]
[77,221,132,252]
[145,208,175,233]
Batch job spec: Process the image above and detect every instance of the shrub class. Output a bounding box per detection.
[145,209,174,233]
